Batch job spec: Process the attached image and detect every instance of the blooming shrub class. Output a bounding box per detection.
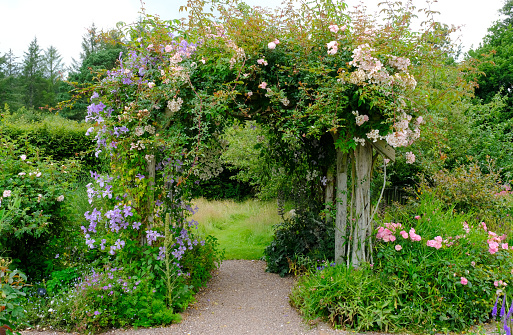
[290,192,513,332]
[0,132,81,279]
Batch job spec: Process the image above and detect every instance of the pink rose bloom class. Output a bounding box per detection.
[471,261,476,267]
[414,215,421,220]
[494,280,499,287]
[257,59,268,66]
[395,245,402,251]
[165,45,173,53]
[258,82,267,89]
[502,243,509,250]
[268,41,276,50]
[273,39,280,45]
[400,231,408,239]
[408,228,421,241]
[461,277,468,285]
[416,116,423,124]
[488,241,499,254]
[434,236,443,243]
[148,82,155,88]
[147,44,153,50]
[329,24,339,33]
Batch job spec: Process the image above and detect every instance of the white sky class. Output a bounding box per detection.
[0,0,506,68]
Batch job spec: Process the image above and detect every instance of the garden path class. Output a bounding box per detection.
[20,260,498,335]
[21,260,344,335]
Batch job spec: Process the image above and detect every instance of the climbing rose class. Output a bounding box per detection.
[268,41,276,49]
[461,277,468,285]
[329,24,339,33]
[406,152,415,164]
[165,45,172,52]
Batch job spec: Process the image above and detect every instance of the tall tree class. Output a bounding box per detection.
[0,49,23,109]
[468,0,513,121]
[22,37,46,108]
[42,46,65,106]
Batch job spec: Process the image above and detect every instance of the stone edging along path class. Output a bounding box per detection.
[21,260,499,335]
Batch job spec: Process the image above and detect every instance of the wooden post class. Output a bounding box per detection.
[332,133,348,265]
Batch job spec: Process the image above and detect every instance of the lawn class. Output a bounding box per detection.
[191,198,284,259]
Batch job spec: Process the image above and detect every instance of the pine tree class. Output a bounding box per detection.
[22,37,46,108]
[42,46,65,107]
[0,49,23,109]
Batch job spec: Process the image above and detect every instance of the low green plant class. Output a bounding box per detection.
[0,258,28,334]
[264,209,334,277]
[46,268,81,295]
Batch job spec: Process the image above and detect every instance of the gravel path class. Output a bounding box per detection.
[20,260,499,335]
[22,260,344,335]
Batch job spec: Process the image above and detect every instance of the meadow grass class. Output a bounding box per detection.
[191,198,283,259]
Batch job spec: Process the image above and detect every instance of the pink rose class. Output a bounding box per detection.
[395,245,402,251]
[268,42,276,50]
[460,277,468,285]
[273,39,280,45]
[414,215,421,220]
[165,45,173,53]
[258,82,267,89]
[400,231,408,239]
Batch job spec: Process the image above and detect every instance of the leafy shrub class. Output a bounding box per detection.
[415,159,513,231]
[425,159,502,213]
[264,210,334,277]
[181,234,224,292]
[0,258,28,332]
[290,192,513,332]
[46,267,81,295]
[0,133,82,279]
[0,105,100,172]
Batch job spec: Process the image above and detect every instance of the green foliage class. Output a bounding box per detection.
[291,192,513,332]
[0,258,28,332]
[181,234,224,292]
[191,167,254,200]
[46,267,81,295]
[264,210,334,277]
[0,106,99,172]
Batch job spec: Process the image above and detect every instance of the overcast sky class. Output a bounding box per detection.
[0,0,506,68]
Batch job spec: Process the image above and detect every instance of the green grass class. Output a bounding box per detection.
[191,198,283,259]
